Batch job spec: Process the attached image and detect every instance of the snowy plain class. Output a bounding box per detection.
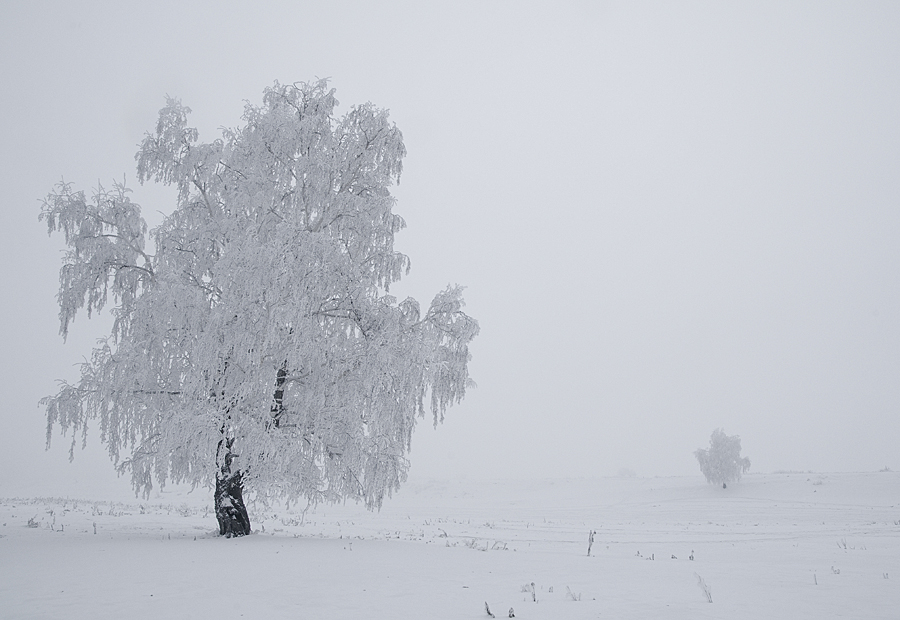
[1,472,898,619]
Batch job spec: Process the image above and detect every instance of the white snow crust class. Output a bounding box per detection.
[1,472,897,619]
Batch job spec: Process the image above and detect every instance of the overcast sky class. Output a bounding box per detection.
[1,1,898,497]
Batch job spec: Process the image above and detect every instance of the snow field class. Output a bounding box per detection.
[1,472,897,619]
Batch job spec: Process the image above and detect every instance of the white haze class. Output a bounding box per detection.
[0,1,898,498]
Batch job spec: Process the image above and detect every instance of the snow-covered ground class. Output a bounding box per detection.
[1,472,897,619]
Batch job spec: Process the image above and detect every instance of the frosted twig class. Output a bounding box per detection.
[695,573,712,603]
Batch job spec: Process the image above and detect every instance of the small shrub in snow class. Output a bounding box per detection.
[520,582,536,602]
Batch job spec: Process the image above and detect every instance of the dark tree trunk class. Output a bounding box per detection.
[215,468,251,537]
[215,436,251,537]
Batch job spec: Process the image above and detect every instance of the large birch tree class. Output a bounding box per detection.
[39,81,478,536]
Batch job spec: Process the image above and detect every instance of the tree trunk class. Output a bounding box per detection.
[215,468,251,537]
[215,435,251,537]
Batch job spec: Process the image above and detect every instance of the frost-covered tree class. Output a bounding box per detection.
[694,428,750,488]
[39,81,478,537]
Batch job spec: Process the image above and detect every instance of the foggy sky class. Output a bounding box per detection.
[1,1,898,498]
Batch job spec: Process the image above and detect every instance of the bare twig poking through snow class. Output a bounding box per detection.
[485,601,495,618]
[519,582,537,602]
[695,573,713,603]
[587,530,595,556]
[565,586,581,601]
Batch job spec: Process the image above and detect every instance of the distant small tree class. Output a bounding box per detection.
[39,80,478,536]
[694,428,750,487]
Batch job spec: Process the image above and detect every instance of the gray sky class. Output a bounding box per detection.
[1,1,898,496]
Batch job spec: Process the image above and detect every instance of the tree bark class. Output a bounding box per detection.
[215,436,251,537]
[270,364,287,428]
[215,468,251,537]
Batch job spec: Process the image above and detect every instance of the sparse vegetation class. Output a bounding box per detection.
[3,473,897,616]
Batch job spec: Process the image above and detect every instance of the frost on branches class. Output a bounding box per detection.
[39,81,478,536]
[694,428,751,488]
